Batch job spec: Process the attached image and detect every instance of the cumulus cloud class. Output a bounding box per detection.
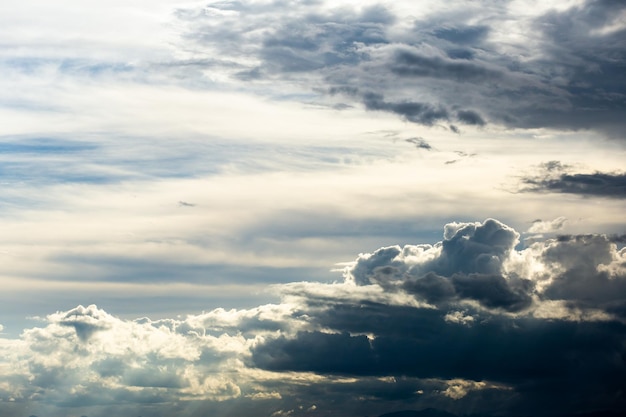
[57,304,114,341]
[347,219,532,312]
[1,219,625,416]
[250,220,626,415]
[3,304,258,409]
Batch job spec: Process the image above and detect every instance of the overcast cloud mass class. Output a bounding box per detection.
[0,0,625,416]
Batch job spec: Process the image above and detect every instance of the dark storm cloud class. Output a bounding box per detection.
[249,218,626,414]
[254,306,623,383]
[450,273,533,312]
[402,272,455,304]
[178,0,626,136]
[521,161,626,198]
[252,304,626,415]
[253,374,514,417]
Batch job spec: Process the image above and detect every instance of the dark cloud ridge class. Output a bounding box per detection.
[521,162,626,198]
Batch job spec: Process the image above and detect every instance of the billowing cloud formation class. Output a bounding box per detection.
[177,0,626,137]
[1,219,625,416]
[348,219,533,311]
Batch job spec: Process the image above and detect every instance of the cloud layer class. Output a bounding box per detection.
[1,1,625,416]
[2,219,625,417]
[176,0,626,137]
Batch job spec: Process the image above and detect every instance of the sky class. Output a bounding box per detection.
[0,0,625,416]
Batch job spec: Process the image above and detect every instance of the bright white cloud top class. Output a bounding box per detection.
[0,0,625,416]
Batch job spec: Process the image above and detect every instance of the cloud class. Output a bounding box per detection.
[443,311,474,326]
[174,0,626,137]
[389,48,501,84]
[2,219,624,416]
[522,0,626,137]
[1,0,625,167]
[1,303,253,412]
[249,222,626,415]
[405,137,433,150]
[57,304,114,341]
[259,4,393,73]
[521,161,626,198]
[538,233,626,309]
[444,151,476,165]
[455,110,485,126]
[361,92,450,125]
[531,172,626,198]
[1,1,625,415]
[527,217,568,234]
[432,25,490,45]
[347,219,532,312]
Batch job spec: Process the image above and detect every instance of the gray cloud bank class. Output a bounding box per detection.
[521,161,626,198]
[1,219,625,417]
[176,0,626,137]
